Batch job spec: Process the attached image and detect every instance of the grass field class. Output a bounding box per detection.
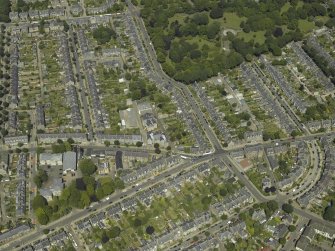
[280,2,291,14]
[298,20,315,33]
[237,30,266,44]
[221,12,246,30]
[169,13,188,25]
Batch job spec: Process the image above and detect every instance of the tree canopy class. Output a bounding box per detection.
[79,159,97,176]
[323,203,335,222]
[93,26,116,45]
[139,0,333,83]
[282,203,294,214]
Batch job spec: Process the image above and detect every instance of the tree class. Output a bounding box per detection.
[67,138,75,144]
[35,208,49,225]
[273,27,283,37]
[207,22,221,39]
[108,226,121,238]
[52,143,66,153]
[192,13,209,25]
[63,21,69,32]
[288,225,296,232]
[210,7,223,19]
[34,170,48,188]
[93,26,116,44]
[80,191,91,208]
[279,237,286,245]
[36,147,45,154]
[104,141,111,147]
[154,148,161,154]
[146,225,155,235]
[282,203,294,214]
[221,214,228,220]
[133,218,142,227]
[291,130,299,138]
[114,140,120,146]
[43,229,50,235]
[153,143,160,149]
[32,194,48,210]
[136,141,143,147]
[323,205,335,221]
[79,159,97,176]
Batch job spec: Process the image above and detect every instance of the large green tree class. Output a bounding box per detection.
[79,159,97,176]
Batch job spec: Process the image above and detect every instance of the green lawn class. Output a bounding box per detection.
[280,2,291,14]
[221,12,246,30]
[298,20,315,33]
[237,30,266,44]
[169,13,188,25]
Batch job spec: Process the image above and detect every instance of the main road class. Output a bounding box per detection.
[4,155,216,250]
[125,0,223,152]
[6,144,335,250]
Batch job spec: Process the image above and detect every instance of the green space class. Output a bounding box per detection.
[230,69,286,140]
[16,0,50,12]
[321,191,335,222]
[221,12,246,30]
[93,26,116,45]
[140,0,334,83]
[163,116,194,145]
[39,37,73,132]
[303,96,335,121]
[84,0,105,8]
[201,80,252,140]
[225,200,279,251]
[0,0,10,22]
[274,149,297,181]
[83,167,241,249]
[298,20,315,33]
[246,168,267,195]
[237,31,266,44]
[33,159,125,225]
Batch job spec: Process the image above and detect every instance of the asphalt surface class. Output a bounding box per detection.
[5,155,216,250]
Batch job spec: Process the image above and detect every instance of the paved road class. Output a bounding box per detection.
[220,155,275,203]
[282,217,309,251]
[5,142,335,250]
[289,141,322,200]
[69,28,93,140]
[126,0,222,152]
[5,155,216,250]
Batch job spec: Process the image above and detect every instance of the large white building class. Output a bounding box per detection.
[63,151,77,173]
[39,153,63,166]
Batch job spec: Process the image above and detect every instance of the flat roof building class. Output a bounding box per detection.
[115,151,123,170]
[63,152,77,173]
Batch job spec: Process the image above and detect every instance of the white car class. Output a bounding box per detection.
[73,240,78,247]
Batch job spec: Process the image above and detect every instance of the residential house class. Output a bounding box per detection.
[37,133,87,143]
[4,135,28,146]
[0,224,31,242]
[244,131,263,142]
